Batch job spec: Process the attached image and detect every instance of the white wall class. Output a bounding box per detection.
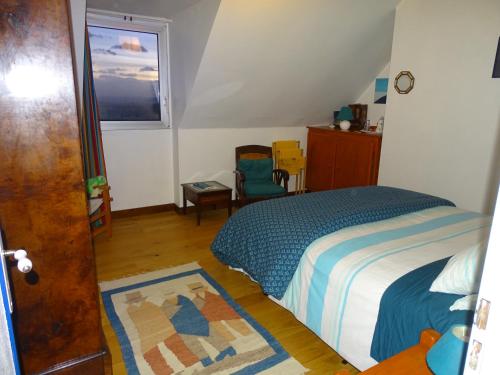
[102,130,175,210]
[356,64,390,126]
[176,127,308,205]
[379,0,500,214]
[170,0,221,127]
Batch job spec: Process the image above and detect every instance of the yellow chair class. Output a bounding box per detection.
[277,150,306,195]
[275,145,307,194]
[272,140,300,168]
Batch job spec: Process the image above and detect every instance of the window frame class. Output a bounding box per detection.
[86,9,172,131]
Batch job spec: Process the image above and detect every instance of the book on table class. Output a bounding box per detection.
[192,182,219,191]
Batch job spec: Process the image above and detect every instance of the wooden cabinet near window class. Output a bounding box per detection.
[306,127,382,191]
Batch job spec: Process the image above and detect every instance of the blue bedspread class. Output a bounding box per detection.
[211,186,454,299]
[371,257,474,362]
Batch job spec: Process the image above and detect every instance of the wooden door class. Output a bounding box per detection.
[0,1,108,373]
[306,131,336,191]
[333,135,377,189]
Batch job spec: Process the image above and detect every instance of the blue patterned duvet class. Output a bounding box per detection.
[211,186,454,299]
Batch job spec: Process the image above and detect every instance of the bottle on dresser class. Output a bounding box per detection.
[376,116,384,133]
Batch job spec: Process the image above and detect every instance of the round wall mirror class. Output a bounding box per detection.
[394,71,415,94]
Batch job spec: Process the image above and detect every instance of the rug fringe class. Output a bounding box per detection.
[99,262,201,291]
[99,262,202,282]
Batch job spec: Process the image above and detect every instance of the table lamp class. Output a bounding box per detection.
[337,106,354,131]
[426,325,471,375]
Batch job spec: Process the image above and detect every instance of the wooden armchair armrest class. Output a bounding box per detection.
[235,169,246,198]
[94,184,110,191]
[89,183,113,238]
[93,184,113,202]
[273,168,289,191]
[234,169,246,182]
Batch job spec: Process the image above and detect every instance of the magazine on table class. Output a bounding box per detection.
[191,182,220,191]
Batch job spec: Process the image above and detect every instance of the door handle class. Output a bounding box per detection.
[2,249,33,273]
[1,229,33,314]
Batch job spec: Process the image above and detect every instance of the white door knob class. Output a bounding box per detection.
[14,250,32,273]
[2,249,33,273]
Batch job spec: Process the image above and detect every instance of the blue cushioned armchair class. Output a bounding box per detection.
[235,145,289,207]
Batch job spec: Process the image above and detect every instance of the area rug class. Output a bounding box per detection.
[100,263,307,374]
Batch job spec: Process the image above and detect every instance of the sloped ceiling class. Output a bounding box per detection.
[170,0,222,129]
[87,0,400,129]
[86,0,204,18]
[177,0,400,128]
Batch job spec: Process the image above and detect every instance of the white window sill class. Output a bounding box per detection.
[101,121,170,131]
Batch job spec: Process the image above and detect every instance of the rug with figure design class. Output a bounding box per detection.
[100,262,307,374]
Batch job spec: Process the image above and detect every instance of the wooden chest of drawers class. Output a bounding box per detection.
[306,127,382,191]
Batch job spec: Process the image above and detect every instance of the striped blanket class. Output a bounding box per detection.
[276,206,491,370]
[212,186,454,299]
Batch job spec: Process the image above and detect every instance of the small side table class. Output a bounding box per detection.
[181,181,232,225]
[360,329,441,374]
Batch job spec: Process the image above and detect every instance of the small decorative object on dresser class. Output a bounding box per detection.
[306,126,382,192]
[337,106,354,130]
[330,110,340,128]
[348,103,368,130]
[376,116,384,133]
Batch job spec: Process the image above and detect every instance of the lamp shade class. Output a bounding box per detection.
[337,106,354,121]
[426,325,470,375]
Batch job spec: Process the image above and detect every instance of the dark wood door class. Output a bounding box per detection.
[333,136,377,189]
[0,1,108,373]
[306,131,336,191]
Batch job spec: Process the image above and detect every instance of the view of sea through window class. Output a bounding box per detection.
[88,26,161,122]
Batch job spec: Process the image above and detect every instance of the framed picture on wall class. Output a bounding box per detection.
[493,36,500,78]
[374,78,388,104]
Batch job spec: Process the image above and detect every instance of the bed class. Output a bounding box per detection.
[211,186,491,370]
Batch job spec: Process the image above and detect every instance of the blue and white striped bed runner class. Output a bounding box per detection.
[276,206,491,370]
[212,187,454,299]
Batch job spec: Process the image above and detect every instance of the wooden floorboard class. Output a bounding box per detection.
[93,208,359,374]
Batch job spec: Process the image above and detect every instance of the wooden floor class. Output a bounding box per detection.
[93,208,359,374]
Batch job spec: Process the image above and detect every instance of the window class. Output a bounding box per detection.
[87,10,171,130]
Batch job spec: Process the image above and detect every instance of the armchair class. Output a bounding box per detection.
[235,145,289,207]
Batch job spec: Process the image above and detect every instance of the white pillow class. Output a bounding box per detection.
[450,294,478,311]
[430,241,487,295]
